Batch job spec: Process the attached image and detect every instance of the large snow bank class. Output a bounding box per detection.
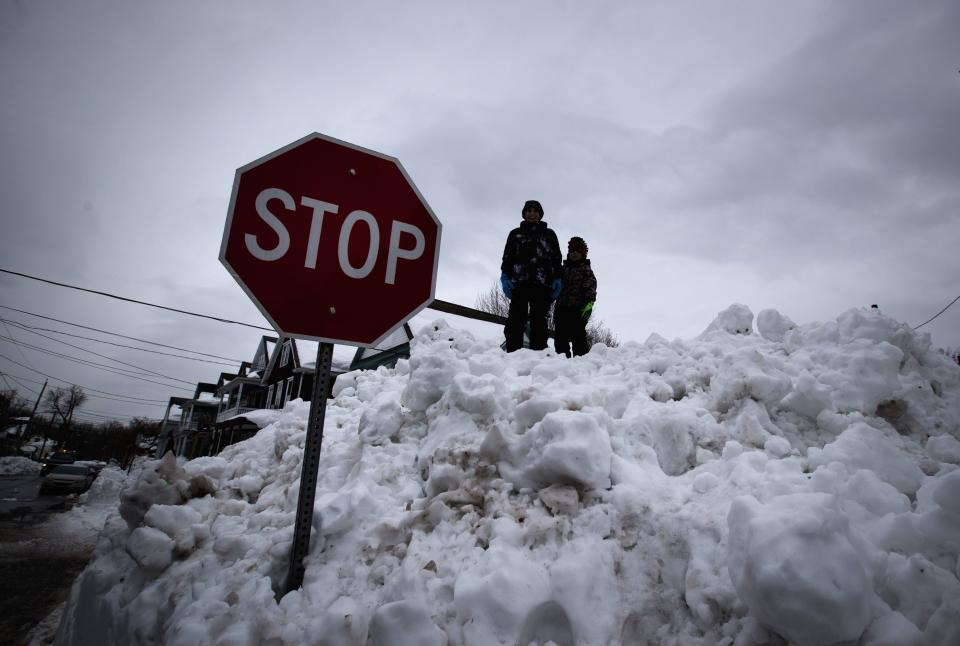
[57,306,960,645]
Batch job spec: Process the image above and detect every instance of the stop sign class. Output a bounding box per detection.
[220,133,441,346]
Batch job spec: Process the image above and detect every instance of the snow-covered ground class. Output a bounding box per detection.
[0,455,42,475]
[56,305,960,645]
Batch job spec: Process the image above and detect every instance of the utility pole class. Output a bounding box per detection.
[20,379,47,449]
[62,401,77,452]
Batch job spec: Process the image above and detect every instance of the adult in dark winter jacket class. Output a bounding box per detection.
[500,200,563,352]
[554,236,597,357]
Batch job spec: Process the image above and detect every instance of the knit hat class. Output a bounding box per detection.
[568,236,588,256]
[522,200,544,217]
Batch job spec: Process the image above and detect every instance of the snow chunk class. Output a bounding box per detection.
[126,526,174,572]
[548,537,619,645]
[808,423,924,495]
[923,597,960,645]
[710,347,792,412]
[861,611,921,646]
[497,410,612,491]
[402,342,468,412]
[781,371,832,419]
[836,307,928,358]
[692,472,720,493]
[878,553,960,629]
[118,452,188,527]
[369,600,445,646]
[764,436,791,458]
[727,493,874,645]
[331,369,360,397]
[931,469,960,515]
[756,308,796,342]
[646,407,699,475]
[700,303,754,336]
[538,484,579,515]
[927,434,960,464]
[182,456,228,480]
[143,504,203,553]
[454,544,552,644]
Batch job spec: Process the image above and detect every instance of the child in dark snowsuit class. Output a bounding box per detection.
[500,200,563,352]
[554,236,597,357]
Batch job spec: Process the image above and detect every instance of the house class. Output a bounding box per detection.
[212,335,276,452]
[261,326,415,409]
[153,327,417,459]
[261,337,343,409]
[348,323,414,372]
[156,382,219,458]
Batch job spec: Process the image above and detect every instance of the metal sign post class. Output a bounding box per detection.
[285,341,334,594]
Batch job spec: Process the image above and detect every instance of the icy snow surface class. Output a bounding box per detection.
[57,306,960,645]
[0,455,41,475]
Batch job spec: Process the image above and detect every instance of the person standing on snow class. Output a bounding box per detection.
[553,236,597,358]
[500,199,563,352]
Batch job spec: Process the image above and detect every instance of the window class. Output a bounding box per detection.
[266,385,274,409]
[286,377,295,403]
[281,343,291,367]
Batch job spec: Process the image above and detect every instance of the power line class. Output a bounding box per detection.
[1,372,44,385]
[1,320,38,372]
[0,372,40,397]
[1,324,198,385]
[71,409,140,421]
[0,268,272,332]
[2,370,168,406]
[0,306,246,362]
[0,354,174,403]
[0,336,194,390]
[1,318,239,367]
[2,371,165,405]
[914,294,960,330]
[84,392,168,406]
[3,372,167,406]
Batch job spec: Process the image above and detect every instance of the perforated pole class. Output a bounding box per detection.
[285,342,334,594]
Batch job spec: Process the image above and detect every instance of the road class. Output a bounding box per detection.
[0,473,95,645]
[0,474,76,522]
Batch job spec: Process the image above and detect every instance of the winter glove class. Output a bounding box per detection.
[550,278,562,301]
[500,272,514,299]
[580,301,594,321]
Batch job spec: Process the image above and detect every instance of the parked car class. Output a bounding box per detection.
[40,451,77,476]
[39,464,93,494]
[75,460,107,476]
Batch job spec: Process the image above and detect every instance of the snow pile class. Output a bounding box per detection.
[0,455,41,475]
[44,466,133,550]
[57,306,960,645]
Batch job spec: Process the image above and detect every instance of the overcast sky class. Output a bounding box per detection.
[1,0,958,424]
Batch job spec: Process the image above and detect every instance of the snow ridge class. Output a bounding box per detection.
[57,305,960,645]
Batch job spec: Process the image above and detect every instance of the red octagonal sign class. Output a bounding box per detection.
[220,133,441,346]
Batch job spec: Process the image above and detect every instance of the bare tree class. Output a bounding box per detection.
[475,281,619,349]
[46,386,86,423]
[474,282,510,319]
[45,385,87,450]
[586,319,620,347]
[1,389,31,428]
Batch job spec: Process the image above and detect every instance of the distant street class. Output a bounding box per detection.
[0,474,72,523]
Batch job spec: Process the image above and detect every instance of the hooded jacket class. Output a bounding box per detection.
[500,220,563,290]
[557,258,597,308]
